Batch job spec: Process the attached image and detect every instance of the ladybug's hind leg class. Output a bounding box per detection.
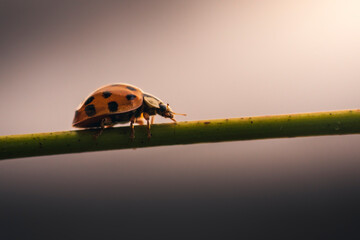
[130,116,136,140]
[94,117,112,139]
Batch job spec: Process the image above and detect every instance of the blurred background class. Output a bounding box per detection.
[1,0,360,238]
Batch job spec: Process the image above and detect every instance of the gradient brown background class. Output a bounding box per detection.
[1,0,360,238]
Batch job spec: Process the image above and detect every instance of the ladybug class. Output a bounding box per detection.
[72,83,186,138]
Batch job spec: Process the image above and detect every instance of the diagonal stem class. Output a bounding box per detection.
[1,109,360,160]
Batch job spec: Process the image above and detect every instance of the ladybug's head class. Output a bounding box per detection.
[157,103,186,122]
[157,103,173,119]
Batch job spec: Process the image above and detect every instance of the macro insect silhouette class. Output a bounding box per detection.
[72,83,186,139]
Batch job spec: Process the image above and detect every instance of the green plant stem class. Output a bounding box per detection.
[1,109,360,160]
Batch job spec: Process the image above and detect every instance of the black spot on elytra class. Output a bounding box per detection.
[126,94,136,100]
[126,86,137,91]
[85,96,94,105]
[102,91,112,98]
[85,104,96,116]
[108,101,118,112]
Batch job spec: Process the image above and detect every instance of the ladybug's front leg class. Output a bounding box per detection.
[143,112,151,139]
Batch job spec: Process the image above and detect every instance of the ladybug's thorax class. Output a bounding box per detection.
[142,103,157,116]
[142,93,174,119]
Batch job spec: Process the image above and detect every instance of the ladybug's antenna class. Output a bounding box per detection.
[166,103,187,116]
[172,112,187,116]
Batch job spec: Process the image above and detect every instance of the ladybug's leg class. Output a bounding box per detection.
[143,112,151,138]
[95,117,112,139]
[130,116,136,139]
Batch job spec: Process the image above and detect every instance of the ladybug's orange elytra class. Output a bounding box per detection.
[72,83,186,138]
